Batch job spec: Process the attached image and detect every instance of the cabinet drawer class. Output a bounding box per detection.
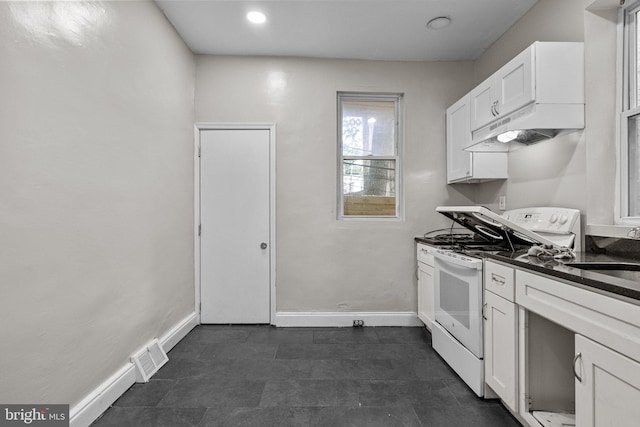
[485,261,515,301]
[516,269,640,363]
[416,243,435,266]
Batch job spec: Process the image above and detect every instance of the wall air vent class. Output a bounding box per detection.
[131,338,168,382]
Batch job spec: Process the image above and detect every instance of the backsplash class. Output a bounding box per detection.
[585,235,640,258]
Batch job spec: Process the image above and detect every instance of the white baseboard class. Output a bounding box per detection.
[159,312,199,352]
[69,364,136,427]
[69,312,198,427]
[274,311,422,327]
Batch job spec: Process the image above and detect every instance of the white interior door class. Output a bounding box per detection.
[200,128,271,324]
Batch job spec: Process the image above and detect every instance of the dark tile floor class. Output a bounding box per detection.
[91,325,521,427]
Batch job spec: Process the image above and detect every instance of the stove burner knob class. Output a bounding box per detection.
[559,214,568,225]
[550,214,558,224]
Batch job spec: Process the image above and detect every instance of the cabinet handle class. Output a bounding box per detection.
[494,101,499,116]
[482,302,488,321]
[491,273,506,286]
[416,265,419,281]
[490,104,496,117]
[573,352,583,383]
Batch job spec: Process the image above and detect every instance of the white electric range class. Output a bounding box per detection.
[430,206,581,397]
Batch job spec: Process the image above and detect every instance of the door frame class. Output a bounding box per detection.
[194,123,276,324]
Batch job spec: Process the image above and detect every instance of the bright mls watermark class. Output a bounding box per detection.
[0,405,68,426]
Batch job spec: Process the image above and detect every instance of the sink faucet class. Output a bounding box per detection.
[627,226,640,239]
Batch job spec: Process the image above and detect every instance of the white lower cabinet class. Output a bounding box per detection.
[416,244,435,330]
[512,268,640,427]
[484,290,518,411]
[484,261,518,412]
[575,335,640,427]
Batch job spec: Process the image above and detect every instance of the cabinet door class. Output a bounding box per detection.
[495,46,534,118]
[484,290,518,411]
[575,335,640,427]
[446,95,472,183]
[417,261,434,329]
[469,79,496,131]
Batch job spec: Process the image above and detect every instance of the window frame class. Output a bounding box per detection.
[618,1,640,224]
[337,92,403,220]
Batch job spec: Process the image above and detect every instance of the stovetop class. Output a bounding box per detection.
[435,206,580,249]
[419,233,487,246]
[418,233,526,253]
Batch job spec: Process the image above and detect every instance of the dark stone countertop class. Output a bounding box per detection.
[484,251,640,303]
[415,236,640,303]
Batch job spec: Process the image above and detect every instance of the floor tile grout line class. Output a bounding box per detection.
[155,377,182,409]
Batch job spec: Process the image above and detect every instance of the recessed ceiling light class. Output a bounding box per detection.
[247,11,266,24]
[426,16,451,30]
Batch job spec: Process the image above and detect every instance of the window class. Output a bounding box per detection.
[338,93,402,219]
[621,2,640,221]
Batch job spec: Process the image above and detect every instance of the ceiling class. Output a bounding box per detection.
[155,0,538,62]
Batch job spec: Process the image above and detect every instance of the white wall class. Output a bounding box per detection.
[195,56,475,312]
[0,0,195,406]
[471,0,588,213]
[583,1,619,226]
[472,0,621,230]
[474,0,586,83]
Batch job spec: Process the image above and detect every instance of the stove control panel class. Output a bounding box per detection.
[502,207,580,235]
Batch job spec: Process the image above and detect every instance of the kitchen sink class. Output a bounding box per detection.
[565,262,640,270]
[564,262,640,281]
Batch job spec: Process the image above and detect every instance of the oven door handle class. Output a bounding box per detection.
[434,252,483,269]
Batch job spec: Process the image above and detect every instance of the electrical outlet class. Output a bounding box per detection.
[352,320,364,327]
[499,196,506,211]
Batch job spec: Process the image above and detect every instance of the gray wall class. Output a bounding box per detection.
[471,0,588,214]
[1,0,621,412]
[584,1,618,226]
[472,0,621,229]
[0,1,195,405]
[195,56,475,312]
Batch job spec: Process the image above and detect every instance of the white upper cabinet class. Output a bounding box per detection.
[470,47,534,131]
[469,80,496,132]
[496,47,534,118]
[446,95,472,182]
[446,94,507,183]
[469,42,583,133]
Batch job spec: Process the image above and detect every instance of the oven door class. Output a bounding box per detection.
[434,252,484,358]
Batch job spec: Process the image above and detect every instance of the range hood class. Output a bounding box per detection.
[464,101,584,152]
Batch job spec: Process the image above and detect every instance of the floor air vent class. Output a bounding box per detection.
[131,338,168,382]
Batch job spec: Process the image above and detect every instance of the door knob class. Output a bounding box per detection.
[260,242,268,249]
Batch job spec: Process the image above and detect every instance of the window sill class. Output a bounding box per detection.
[586,224,640,239]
